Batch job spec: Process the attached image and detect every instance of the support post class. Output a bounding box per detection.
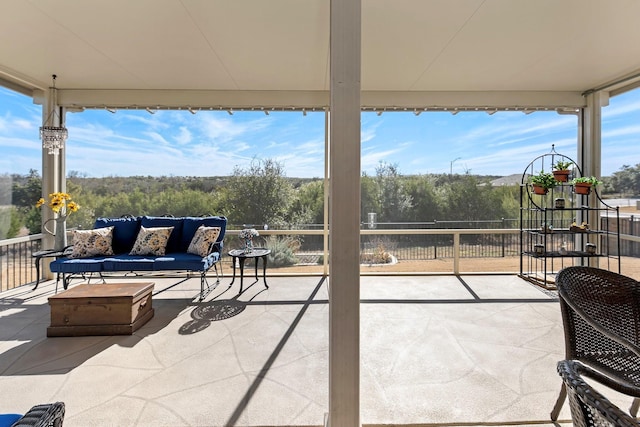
[580,91,607,267]
[324,109,330,276]
[329,0,361,425]
[39,88,66,276]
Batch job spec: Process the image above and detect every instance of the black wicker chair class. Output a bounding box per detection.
[557,360,638,427]
[6,402,64,427]
[551,266,640,421]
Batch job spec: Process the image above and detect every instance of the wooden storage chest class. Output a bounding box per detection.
[47,282,154,337]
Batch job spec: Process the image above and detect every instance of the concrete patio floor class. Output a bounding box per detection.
[0,273,599,426]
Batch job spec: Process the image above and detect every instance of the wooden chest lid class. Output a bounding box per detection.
[49,282,154,302]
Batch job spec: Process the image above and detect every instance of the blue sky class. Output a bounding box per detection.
[1,86,639,178]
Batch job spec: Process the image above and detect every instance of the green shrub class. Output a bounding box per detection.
[264,235,299,267]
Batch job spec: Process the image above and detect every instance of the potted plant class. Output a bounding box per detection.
[552,160,573,182]
[570,176,601,195]
[529,171,557,195]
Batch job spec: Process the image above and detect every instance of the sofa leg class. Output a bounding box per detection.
[214,263,221,284]
[199,272,210,301]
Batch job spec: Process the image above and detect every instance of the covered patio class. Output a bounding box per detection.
[3,1,640,425]
[1,274,574,427]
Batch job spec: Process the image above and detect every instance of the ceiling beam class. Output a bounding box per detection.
[56,89,585,110]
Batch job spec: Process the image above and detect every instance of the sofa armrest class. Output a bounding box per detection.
[209,240,224,255]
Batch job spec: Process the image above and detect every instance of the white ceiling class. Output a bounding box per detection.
[2,0,640,108]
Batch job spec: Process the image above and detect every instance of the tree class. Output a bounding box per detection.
[609,164,640,196]
[223,158,295,228]
[289,180,324,226]
[11,169,41,208]
[371,162,413,223]
[441,175,510,222]
[360,173,379,224]
[403,175,442,223]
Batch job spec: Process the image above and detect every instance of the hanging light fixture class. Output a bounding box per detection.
[40,75,68,155]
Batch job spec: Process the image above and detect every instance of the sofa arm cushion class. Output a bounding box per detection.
[180,216,227,252]
[187,225,221,257]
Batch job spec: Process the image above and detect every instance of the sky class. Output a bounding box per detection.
[1,86,639,179]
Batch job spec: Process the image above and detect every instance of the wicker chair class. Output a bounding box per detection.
[4,402,64,427]
[551,266,640,421]
[557,360,638,427]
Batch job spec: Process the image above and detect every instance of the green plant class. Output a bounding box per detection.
[553,160,573,171]
[570,176,602,186]
[264,235,300,267]
[530,171,557,190]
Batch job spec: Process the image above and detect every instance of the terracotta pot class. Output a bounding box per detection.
[553,170,570,182]
[532,184,548,195]
[574,182,592,195]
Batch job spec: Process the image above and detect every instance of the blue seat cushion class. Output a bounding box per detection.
[94,216,141,254]
[0,413,22,427]
[50,257,106,273]
[180,216,227,252]
[102,255,156,271]
[153,252,220,271]
[140,216,184,254]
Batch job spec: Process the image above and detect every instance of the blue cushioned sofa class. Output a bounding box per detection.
[50,215,227,299]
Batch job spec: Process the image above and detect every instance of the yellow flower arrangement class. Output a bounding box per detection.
[35,192,80,217]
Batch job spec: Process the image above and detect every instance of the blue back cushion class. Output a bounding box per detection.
[140,216,184,253]
[94,216,141,254]
[180,216,227,252]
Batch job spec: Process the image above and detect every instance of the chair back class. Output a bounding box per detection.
[556,267,640,373]
[557,360,638,427]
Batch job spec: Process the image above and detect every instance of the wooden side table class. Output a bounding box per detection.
[227,248,271,293]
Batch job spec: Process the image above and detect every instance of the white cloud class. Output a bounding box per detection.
[603,124,640,139]
[174,126,192,145]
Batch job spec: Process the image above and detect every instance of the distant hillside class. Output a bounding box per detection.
[490,174,524,186]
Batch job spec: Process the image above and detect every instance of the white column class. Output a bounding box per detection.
[40,88,66,275]
[580,91,607,179]
[329,0,361,425]
[580,91,608,266]
[324,110,330,276]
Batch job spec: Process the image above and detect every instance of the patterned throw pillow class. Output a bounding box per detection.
[129,226,174,256]
[70,227,115,259]
[187,225,221,257]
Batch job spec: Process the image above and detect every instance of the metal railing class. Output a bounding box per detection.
[2,227,639,292]
[0,234,43,292]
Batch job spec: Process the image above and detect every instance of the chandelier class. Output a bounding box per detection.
[40,74,68,155]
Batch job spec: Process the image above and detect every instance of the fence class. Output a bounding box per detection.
[603,215,640,257]
[0,234,42,292]
[1,216,639,291]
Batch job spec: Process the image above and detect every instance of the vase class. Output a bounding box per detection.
[243,237,253,253]
[44,217,68,251]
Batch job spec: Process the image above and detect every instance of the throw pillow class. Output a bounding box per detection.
[129,226,174,256]
[70,227,115,259]
[187,225,221,257]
